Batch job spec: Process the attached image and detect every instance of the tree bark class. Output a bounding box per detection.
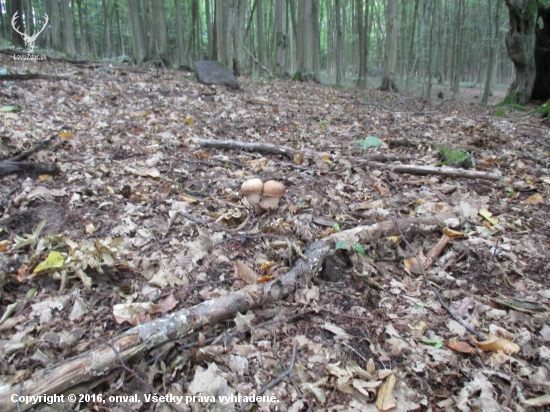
[481,0,503,105]
[10,0,25,49]
[356,0,366,88]
[127,0,148,63]
[256,0,266,76]
[335,0,344,86]
[76,0,88,56]
[205,0,213,59]
[115,0,124,56]
[504,0,537,105]
[380,0,398,91]
[102,0,111,57]
[151,0,167,62]
[274,0,286,76]
[61,0,76,56]
[532,5,550,101]
[46,0,61,50]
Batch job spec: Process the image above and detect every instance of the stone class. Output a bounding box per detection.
[193,60,239,89]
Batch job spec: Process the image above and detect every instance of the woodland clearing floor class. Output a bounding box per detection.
[0,55,550,412]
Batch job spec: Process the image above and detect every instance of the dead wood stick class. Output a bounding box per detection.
[244,46,275,77]
[9,133,57,161]
[239,340,298,412]
[390,214,485,341]
[362,161,502,181]
[0,216,456,411]
[0,73,75,81]
[186,138,297,159]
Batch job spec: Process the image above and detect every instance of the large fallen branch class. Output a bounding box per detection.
[186,138,297,159]
[361,161,503,181]
[0,215,458,411]
[187,139,503,181]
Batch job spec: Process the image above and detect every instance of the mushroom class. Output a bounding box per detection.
[240,178,264,205]
[259,180,286,210]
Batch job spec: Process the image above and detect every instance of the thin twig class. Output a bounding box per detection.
[390,213,486,341]
[101,340,178,411]
[239,339,298,412]
[177,310,313,351]
[243,47,274,77]
[9,133,57,161]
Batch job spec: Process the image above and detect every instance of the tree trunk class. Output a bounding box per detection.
[61,0,76,56]
[151,0,167,62]
[46,0,61,50]
[102,0,111,58]
[335,0,344,86]
[451,0,463,99]
[504,0,537,105]
[356,0,366,88]
[75,0,88,56]
[205,0,213,59]
[380,0,398,91]
[0,1,5,41]
[10,0,25,49]
[175,0,185,66]
[274,0,286,76]
[311,0,321,77]
[115,1,124,56]
[23,0,34,37]
[532,6,550,101]
[481,0,503,105]
[256,0,266,76]
[297,0,317,78]
[233,0,248,74]
[127,0,148,63]
[288,0,298,74]
[426,0,437,104]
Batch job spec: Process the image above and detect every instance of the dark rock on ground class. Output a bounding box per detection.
[193,60,239,89]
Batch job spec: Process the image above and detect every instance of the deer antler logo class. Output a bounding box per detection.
[11,11,49,54]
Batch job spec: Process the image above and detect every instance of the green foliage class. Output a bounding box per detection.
[435,146,473,168]
[354,243,366,256]
[492,108,507,117]
[319,119,329,128]
[0,106,19,112]
[420,338,444,349]
[508,104,528,111]
[534,99,550,118]
[355,136,383,150]
[332,223,341,232]
[335,240,347,251]
[292,72,302,81]
[500,92,518,105]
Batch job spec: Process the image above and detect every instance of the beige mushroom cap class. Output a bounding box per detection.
[262,180,286,197]
[259,180,286,210]
[241,178,264,205]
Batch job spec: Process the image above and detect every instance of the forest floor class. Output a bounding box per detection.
[1,54,550,412]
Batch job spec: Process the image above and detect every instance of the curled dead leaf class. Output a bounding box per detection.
[236,260,259,285]
[472,333,520,355]
[446,340,474,354]
[375,373,397,411]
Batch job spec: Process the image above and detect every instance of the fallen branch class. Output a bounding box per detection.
[9,133,58,161]
[362,161,502,181]
[390,214,485,341]
[0,73,75,81]
[0,215,457,411]
[244,46,275,77]
[0,161,58,176]
[239,339,298,412]
[186,138,297,159]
